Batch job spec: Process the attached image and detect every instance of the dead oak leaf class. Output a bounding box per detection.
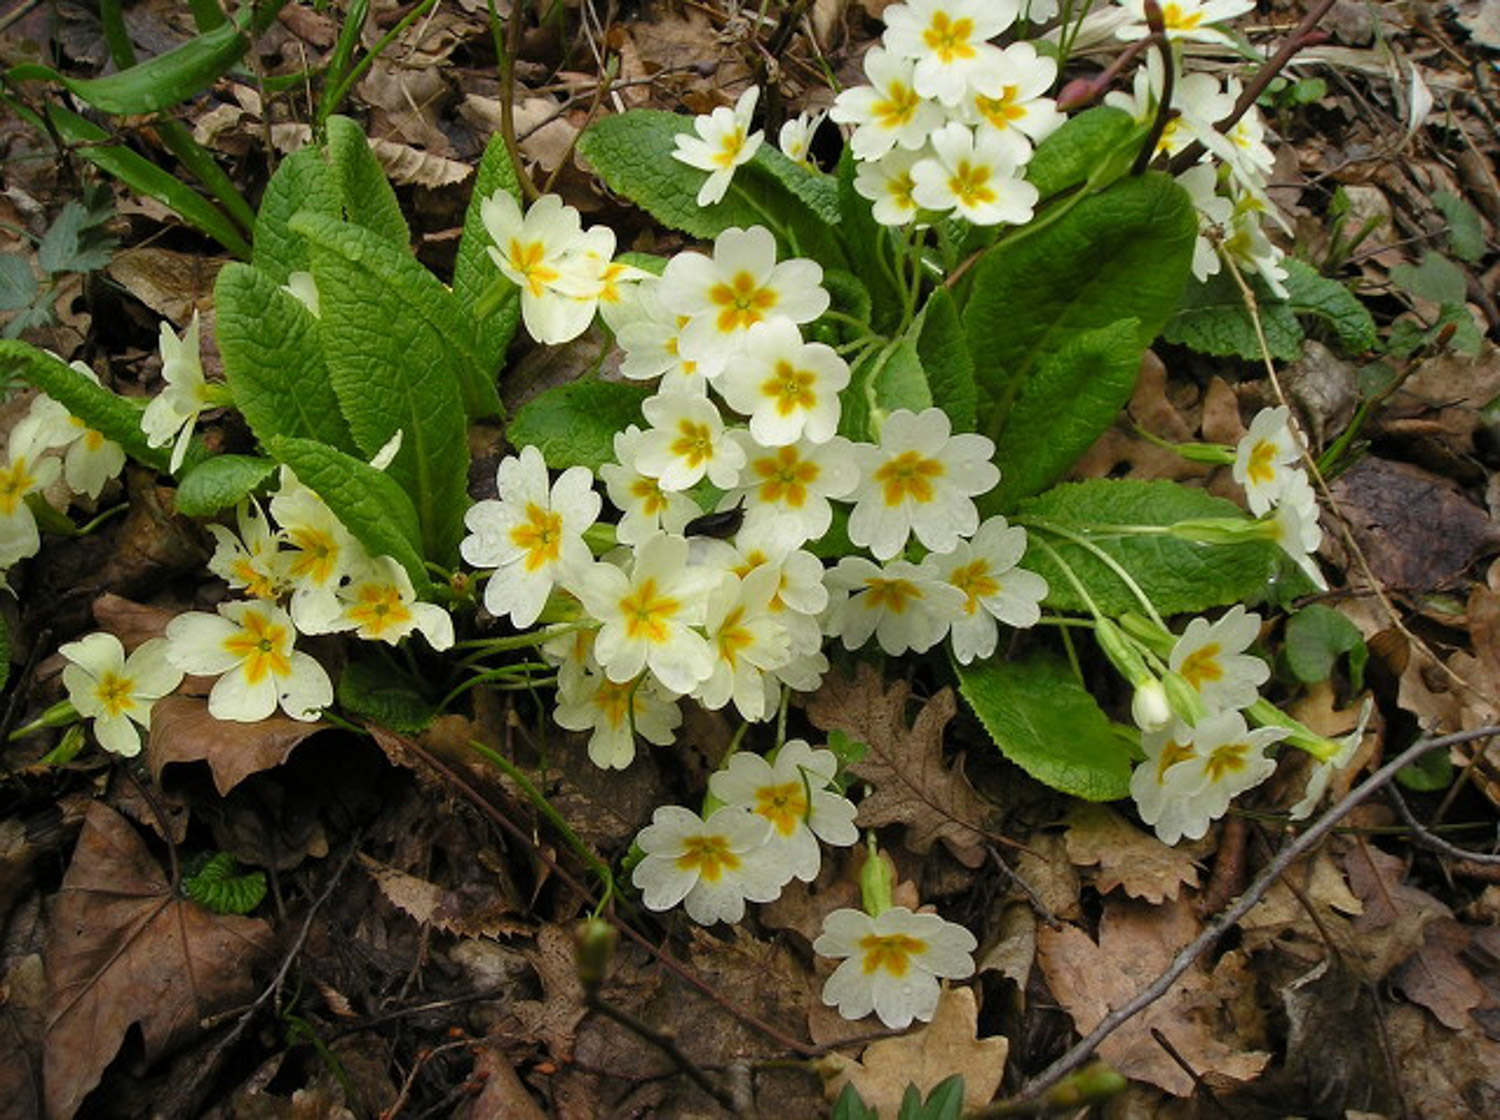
[818,987,1006,1117]
[43,802,272,1120]
[805,665,990,867]
[1038,896,1270,1096]
[1064,803,1200,903]
[357,854,516,939]
[148,696,331,796]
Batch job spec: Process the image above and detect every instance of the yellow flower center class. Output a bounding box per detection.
[948,159,997,209]
[762,360,818,417]
[859,932,927,976]
[975,85,1024,129]
[629,476,669,516]
[507,239,560,298]
[669,419,716,468]
[511,502,564,572]
[1204,739,1252,783]
[875,450,944,506]
[619,577,681,645]
[595,677,638,729]
[874,82,920,130]
[285,526,340,587]
[753,446,819,508]
[1247,439,1278,486]
[1161,3,1204,31]
[713,126,748,169]
[923,12,976,63]
[754,779,808,836]
[886,170,918,211]
[948,559,999,616]
[232,556,279,601]
[222,611,292,686]
[0,456,38,516]
[863,576,920,614]
[1155,736,1197,783]
[676,833,740,882]
[1178,643,1224,690]
[93,671,137,719]
[346,582,414,639]
[710,272,778,334]
[715,606,754,667]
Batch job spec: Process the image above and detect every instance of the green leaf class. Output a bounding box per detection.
[291,212,473,562]
[252,146,341,286]
[182,852,266,915]
[507,380,651,471]
[1025,106,1144,200]
[957,652,1133,801]
[0,341,169,470]
[325,115,409,247]
[1283,259,1377,353]
[453,133,523,378]
[824,269,873,334]
[964,172,1196,441]
[0,256,37,312]
[1284,603,1367,691]
[1390,251,1467,306]
[175,454,276,517]
[988,319,1140,511]
[835,148,902,332]
[913,1075,965,1120]
[1018,479,1282,617]
[1163,269,1304,361]
[37,201,116,274]
[1433,190,1486,263]
[265,435,430,596]
[1396,749,1453,792]
[338,656,438,733]
[214,262,355,451]
[831,1083,879,1120]
[753,144,840,224]
[840,338,931,443]
[915,288,977,432]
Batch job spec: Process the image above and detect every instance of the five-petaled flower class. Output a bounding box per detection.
[1168,605,1268,716]
[882,0,1018,107]
[717,319,850,447]
[671,86,764,207]
[60,633,183,757]
[165,600,333,722]
[632,804,787,924]
[929,515,1047,664]
[814,905,977,1028]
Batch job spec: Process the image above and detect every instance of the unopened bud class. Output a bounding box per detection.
[859,837,895,918]
[1131,680,1172,731]
[573,917,617,990]
[1169,516,1261,546]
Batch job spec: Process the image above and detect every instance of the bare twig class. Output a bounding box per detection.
[1015,725,1500,1101]
[986,844,1061,929]
[1385,784,1500,865]
[585,992,742,1114]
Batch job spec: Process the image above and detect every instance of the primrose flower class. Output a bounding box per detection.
[1104,56,1233,161]
[570,532,720,694]
[270,470,367,634]
[854,147,925,227]
[709,739,858,883]
[0,413,62,568]
[140,312,212,473]
[282,271,320,317]
[1233,406,1303,516]
[656,226,829,378]
[1169,605,1268,715]
[716,320,849,447]
[778,110,825,165]
[1176,164,1234,282]
[599,426,701,546]
[1266,473,1326,591]
[165,600,332,722]
[1116,0,1254,46]
[554,662,682,770]
[632,805,787,925]
[671,86,764,207]
[27,364,127,500]
[461,446,600,628]
[824,555,965,656]
[59,633,182,757]
[617,282,705,395]
[1289,698,1374,820]
[206,499,282,602]
[482,192,599,344]
[847,408,1000,560]
[693,565,791,722]
[911,122,1039,226]
[330,556,454,650]
[722,434,859,545]
[959,41,1062,164]
[929,516,1047,664]
[1222,193,1290,299]
[1131,711,1283,845]
[634,392,746,491]
[830,48,946,161]
[814,906,978,1029]
[882,0,1019,107]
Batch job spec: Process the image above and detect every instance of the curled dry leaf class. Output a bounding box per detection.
[805,664,990,867]
[818,987,1007,1116]
[1064,803,1201,904]
[369,139,473,188]
[147,695,331,796]
[43,802,272,1120]
[357,853,517,938]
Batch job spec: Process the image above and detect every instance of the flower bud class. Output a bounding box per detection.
[1131,680,1172,732]
[859,838,895,918]
[573,916,617,991]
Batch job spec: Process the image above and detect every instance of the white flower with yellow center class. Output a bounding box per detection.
[1289,698,1374,820]
[0,416,62,568]
[929,516,1047,664]
[847,408,1000,560]
[1222,192,1290,299]
[165,600,332,722]
[959,41,1062,164]
[634,392,746,491]
[693,566,791,722]
[572,224,650,334]
[1232,406,1302,515]
[710,739,858,883]
[207,499,283,602]
[1116,0,1253,45]
[330,555,454,650]
[26,363,127,500]
[60,633,183,757]
[1176,164,1234,282]
[571,531,720,694]
[824,555,964,655]
[854,147,925,227]
[722,433,859,545]
[1169,605,1268,715]
[269,469,367,634]
[830,48,946,161]
[141,312,214,473]
[599,426,701,546]
[632,804,786,925]
[617,282,705,395]
[462,445,600,628]
[1266,472,1326,590]
[1104,56,1233,161]
[717,320,849,447]
[911,122,1039,226]
[671,86,764,207]
[554,662,681,770]
[814,906,977,1028]
[1133,711,1283,845]
[778,110,826,165]
[482,192,598,345]
[882,0,1017,107]
[657,227,829,378]
[1129,720,1202,844]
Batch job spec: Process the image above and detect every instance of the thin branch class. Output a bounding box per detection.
[1386,784,1500,865]
[585,992,742,1114]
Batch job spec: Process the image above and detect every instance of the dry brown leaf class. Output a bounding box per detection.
[819,987,1006,1117]
[804,665,990,867]
[0,953,45,1120]
[105,248,223,322]
[1063,803,1200,903]
[368,138,473,188]
[148,696,331,796]
[1385,1002,1500,1118]
[43,803,272,1120]
[509,924,588,1063]
[357,854,516,938]
[1342,840,1454,981]
[978,901,1036,993]
[1395,918,1486,1030]
[1239,848,1365,962]
[463,1041,547,1120]
[1038,896,1271,1096]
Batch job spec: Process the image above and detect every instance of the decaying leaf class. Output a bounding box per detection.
[148,696,331,796]
[369,139,473,188]
[43,803,272,1120]
[1038,895,1271,1096]
[805,665,991,867]
[818,987,1006,1116]
[1342,840,1455,980]
[358,854,516,938]
[1064,803,1200,903]
[509,924,588,1063]
[1394,918,1486,1030]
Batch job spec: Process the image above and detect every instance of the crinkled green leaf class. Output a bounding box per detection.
[1019,479,1281,617]
[0,256,37,312]
[252,146,340,286]
[835,149,903,332]
[452,133,522,379]
[507,380,650,471]
[265,435,429,595]
[291,213,471,563]
[174,454,276,517]
[1433,190,1486,263]
[338,657,437,733]
[214,262,354,451]
[915,287,977,432]
[183,852,266,915]
[1025,106,1144,201]
[754,144,840,224]
[1162,269,1304,360]
[1284,603,1367,691]
[957,652,1132,801]
[1390,251,1467,306]
[325,115,408,247]
[839,337,931,443]
[988,319,1140,512]
[1284,259,1377,353]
